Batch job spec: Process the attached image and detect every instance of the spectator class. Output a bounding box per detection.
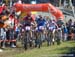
[0,28,6,48]
[73,21,75,40]
[63,25,68,41]
[15,24,20,40]
[9,28,16,48]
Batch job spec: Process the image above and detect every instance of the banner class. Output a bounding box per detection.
[14,3,64,20]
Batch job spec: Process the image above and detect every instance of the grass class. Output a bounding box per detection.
[0,41,75,57]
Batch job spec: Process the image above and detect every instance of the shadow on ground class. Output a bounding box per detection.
[62,47,75,57]
[56,46,75,57]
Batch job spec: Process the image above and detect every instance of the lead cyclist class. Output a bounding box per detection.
[23,12,36,50]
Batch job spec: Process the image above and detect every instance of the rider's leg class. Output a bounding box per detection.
[29,31,33,47]
[60,30,63,42]
[24,31,28,50]
[52,29,56,45]
[40,32,43,46]
[35,32,38,47]
[47,31,50,46]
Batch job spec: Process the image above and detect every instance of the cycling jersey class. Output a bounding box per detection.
[23,15,34,26]
[36,18,46,27]
[48,21,57,28]
[36,18,46,31]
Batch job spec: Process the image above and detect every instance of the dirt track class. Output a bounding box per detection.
[0,47,24,57]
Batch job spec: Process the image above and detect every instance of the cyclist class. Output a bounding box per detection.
[47,19,58,45]
[23,12,36,49]
[35,15,47,48]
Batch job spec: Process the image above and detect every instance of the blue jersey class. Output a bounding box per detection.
[36,18,46,26]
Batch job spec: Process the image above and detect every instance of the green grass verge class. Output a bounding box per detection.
[13,41,75,57]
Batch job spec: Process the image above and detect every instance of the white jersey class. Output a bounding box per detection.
[48,21,57,28]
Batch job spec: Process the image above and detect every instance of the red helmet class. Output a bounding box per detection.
[27,12,31,16]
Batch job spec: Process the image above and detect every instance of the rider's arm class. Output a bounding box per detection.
[31,21,37,27]
[53,22,58,29]
[46,21,49,27]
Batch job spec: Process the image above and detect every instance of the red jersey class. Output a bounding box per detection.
[24,15,35,22]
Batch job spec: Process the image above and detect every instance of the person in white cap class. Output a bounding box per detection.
[17,0,22,4]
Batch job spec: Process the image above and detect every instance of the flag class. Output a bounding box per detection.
[0,6,3,14]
